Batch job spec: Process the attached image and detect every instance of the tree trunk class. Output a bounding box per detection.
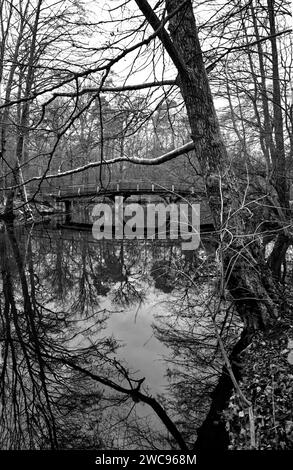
[2,0,43,221]
[163,0,280,330]
[265,0,290,279]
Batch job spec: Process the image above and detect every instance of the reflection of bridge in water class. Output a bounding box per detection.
[14,223,216,250]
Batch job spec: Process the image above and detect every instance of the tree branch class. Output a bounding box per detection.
[206,28,292,73]
[5,141,195,187]
[55,357,189,451]
[49,80,178,99]
[134,0,190,79]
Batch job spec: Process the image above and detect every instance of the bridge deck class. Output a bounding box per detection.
[27,180,205,200]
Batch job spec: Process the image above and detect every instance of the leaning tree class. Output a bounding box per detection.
[1,0,292,450]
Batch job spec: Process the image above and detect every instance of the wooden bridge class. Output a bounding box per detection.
[28,180,204,202]
[25,179,212,227]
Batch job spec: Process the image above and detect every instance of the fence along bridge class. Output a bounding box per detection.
[26,179,212,228]
[29,180,204,203]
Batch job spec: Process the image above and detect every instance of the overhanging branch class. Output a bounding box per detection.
[134,0,190,79]
[51,356,188,451]
[3,141,195,189]
[50,80,178,100]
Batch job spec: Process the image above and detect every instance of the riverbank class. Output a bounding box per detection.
[225,313,293,449]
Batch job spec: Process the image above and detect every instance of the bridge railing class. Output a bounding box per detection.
[27,180,201,198]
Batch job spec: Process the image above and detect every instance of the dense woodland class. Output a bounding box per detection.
[0,0,293,452]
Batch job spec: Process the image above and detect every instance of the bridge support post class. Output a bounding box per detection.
[108,194,116,203]
[64,200,72,223]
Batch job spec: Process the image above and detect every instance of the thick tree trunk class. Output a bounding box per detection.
[133,1,289,451]
[164,0,280,330]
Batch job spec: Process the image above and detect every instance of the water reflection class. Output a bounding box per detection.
[0,218,233,450]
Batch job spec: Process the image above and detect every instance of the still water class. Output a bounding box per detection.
[0,207,225,450]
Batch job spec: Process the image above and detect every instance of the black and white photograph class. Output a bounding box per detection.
[0,0,292,464]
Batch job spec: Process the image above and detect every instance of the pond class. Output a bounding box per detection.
[0,205,231,450]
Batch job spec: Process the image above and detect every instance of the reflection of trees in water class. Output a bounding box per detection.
[0,225,233,450]
[0,226,192,449]
[152,241,239,448]
[150,260,176,293]
[44,235,75,303]
[0,227,59,448]
[0,226,119,449]
[37,232,157,312]
[111,243,146,306]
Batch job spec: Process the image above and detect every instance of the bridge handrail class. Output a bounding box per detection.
[28,180,197,194]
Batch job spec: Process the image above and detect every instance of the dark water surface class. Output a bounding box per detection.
[0,210,228,450]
